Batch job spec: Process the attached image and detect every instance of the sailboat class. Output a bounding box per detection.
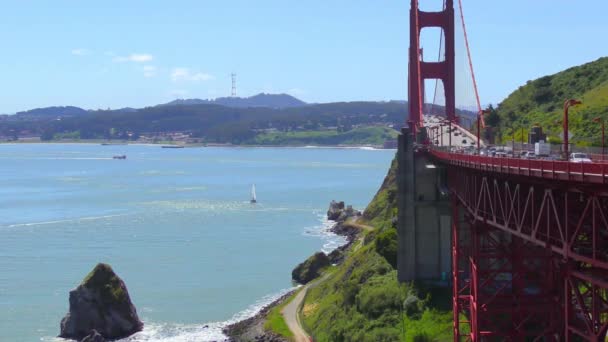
[250,184,257,204]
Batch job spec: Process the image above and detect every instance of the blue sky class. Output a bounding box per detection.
[0,0,606,113]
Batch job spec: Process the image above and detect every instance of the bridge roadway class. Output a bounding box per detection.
[431,149,608,185]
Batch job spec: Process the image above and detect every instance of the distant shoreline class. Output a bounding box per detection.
[0,140,395,150]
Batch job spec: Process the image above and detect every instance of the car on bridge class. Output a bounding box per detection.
[569,153,592,163]
[522,151,537,159]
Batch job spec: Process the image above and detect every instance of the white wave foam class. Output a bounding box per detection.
[121,287,295,342]
[303,213,348,254]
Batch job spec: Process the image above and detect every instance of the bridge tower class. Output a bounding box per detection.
[398,0,456,283]
[405,1,608,341]
[408,0,455,136]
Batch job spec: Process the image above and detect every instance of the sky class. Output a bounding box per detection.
[0,0,607,113]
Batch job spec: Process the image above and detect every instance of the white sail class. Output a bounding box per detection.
[251,184,257,202]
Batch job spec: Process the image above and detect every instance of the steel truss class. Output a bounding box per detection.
[449,167,608,341]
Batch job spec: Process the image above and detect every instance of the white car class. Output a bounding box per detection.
[570,153,592,163]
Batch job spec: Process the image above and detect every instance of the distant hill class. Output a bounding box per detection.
[162,93,307,109]
[0,98,475,145]
[495,57,608,146]
[15,106,88,118]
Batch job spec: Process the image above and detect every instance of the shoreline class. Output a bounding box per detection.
[223,211,362,341]
[0,140,394,150]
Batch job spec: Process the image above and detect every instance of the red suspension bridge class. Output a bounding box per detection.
[401,1,608,341]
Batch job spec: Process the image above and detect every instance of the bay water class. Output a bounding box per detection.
[0,144,394,341]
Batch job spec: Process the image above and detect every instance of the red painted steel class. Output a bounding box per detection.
[430,150,608,185]
[408,2,608,340]
[408,0,455,136]
[437,151,608,341]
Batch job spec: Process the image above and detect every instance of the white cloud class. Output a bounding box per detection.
[71,48,90,56]
[171,67,214,82]
[113,53,154,63]
[143,65,157,78]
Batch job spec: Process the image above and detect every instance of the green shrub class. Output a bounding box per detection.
[356,279,403,319]
[376,227,398,268]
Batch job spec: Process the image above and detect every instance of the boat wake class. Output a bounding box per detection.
[3,213,129,229]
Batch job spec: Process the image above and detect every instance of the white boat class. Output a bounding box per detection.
[250,184,257,204]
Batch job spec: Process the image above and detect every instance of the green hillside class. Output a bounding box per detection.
[495,57,608,146]
[249,126,398,146]
[297,159,453,341]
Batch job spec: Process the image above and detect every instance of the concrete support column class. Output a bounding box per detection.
[398,127,417,282]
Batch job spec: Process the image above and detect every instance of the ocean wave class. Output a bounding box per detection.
[132,287,295,342]
[303,213,348,254]
[45,287,295,342]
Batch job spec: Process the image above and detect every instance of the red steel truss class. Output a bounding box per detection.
[442,155,608,341]
[407,1,608,339]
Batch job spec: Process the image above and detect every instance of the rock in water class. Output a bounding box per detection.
[59,263,143,340]
[80,330,106,342]
[327,200,345,220]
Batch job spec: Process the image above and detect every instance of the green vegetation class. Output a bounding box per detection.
[299,157,453,342]
[2,101,473,146]
[250,126,399,146]
[264,292,298,341]
[82,263,126,303]
[292,252,331,284]
[493,57,608,146]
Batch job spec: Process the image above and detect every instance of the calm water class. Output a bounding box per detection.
[0,144,394,341]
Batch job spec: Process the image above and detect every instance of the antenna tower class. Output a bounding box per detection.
[231,73,237,97]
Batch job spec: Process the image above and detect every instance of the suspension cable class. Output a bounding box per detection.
[457,0,484,127]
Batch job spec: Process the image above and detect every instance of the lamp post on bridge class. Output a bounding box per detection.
[563,99,582,159]
[593,117,605,160]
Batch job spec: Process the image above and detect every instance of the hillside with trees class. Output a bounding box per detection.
[491,57,608,146]
[0,99,473,146]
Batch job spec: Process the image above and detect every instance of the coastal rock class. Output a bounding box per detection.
[223,291,293,342]
[59,263,143,341]
[80,330,105,342]
[328,248,344,264]
[330,222,359,242]
[327,200,345,220]
[327,201,361,222]
[292,252,330,284]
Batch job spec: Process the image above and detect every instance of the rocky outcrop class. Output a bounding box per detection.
[80,330,105,342]
[327,200,345,220]
[327,200,361,222]
[59,263,143,341]
[292,252,330,284]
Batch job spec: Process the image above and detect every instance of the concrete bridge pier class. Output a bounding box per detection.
[397,127,451,282]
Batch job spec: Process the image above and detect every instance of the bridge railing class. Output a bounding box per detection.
[430,149,608,184]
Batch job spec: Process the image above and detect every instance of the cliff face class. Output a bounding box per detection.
[300,157,453,341]
[59,263,143,340]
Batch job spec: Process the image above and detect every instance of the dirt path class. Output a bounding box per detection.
[281,285,311,342]
[281,273,332,342]
[281,218,372,341]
